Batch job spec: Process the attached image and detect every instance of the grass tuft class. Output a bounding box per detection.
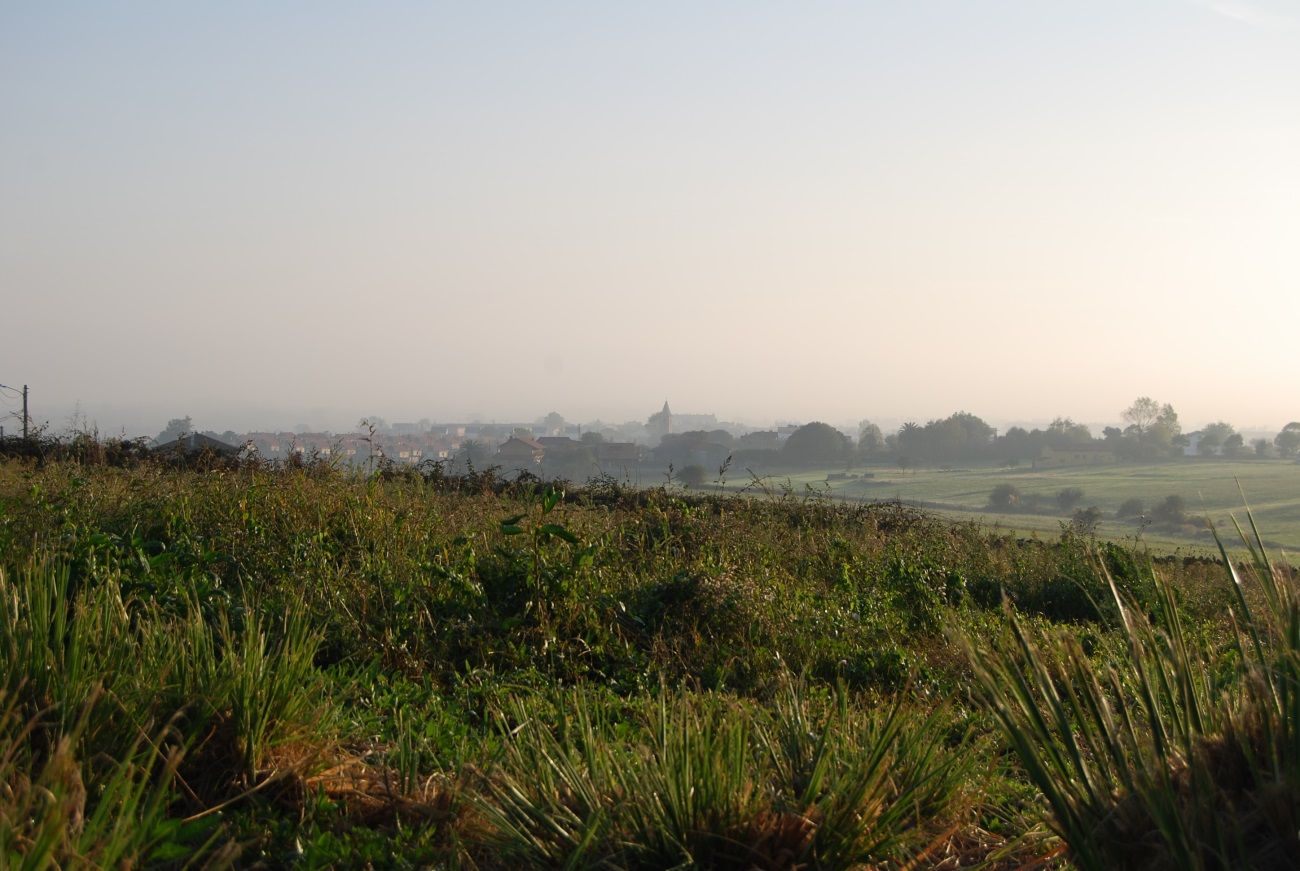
[965,506,1300,869]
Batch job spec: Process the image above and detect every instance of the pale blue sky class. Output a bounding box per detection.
[3,2,1298,434]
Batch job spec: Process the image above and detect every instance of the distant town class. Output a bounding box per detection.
[144,398,1300,486]
[151,401,781,482]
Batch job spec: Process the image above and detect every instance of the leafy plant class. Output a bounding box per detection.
[965,510,1300,869]
[477,680,967,869]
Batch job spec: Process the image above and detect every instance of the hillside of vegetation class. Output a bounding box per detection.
[1,453,1296,868]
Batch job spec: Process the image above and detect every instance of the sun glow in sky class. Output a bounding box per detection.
[3,2,1298,434]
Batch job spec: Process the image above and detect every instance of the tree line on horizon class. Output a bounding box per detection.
[660,397,1300,470]
[45,400,1299,474]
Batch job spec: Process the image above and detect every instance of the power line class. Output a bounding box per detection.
[0,383,28,438]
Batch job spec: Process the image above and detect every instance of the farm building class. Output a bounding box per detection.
[497,435,545,466]
[153,433,243,457]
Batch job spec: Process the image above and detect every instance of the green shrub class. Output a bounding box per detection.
[1152,494,1188,525]
[678,464,708,487]
[1056,487,1085,511]
[1069,506,1102,535]
[966,514,1300,869]
[1116,497,1145,518]
[988,483,1020,510]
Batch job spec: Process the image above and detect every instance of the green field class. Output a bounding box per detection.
[2,454,1297,867]
[720,459,1300,553]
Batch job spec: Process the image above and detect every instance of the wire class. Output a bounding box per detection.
[0,385,26,430]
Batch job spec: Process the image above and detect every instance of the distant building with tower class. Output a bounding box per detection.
[647,401,673,444]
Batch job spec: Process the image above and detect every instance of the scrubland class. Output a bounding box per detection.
[1,454,1296,869]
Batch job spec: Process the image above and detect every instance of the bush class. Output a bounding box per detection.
[1116,497,1145,519]
[1070,506,1102,535]
[677,464,707,487]
[988,483,1020,510]
[1056,487,1085,511]
[1151,494,1187,526]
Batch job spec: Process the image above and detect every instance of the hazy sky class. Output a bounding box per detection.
[3,2,1298,436]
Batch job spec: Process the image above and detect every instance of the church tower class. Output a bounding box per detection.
[647,400,673,443]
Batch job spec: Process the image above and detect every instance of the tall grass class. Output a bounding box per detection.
[0,555,330,864]
[477,679,968,869]
[1,458,1278,864]
[966,512,1299,869]
[0,687,233,868]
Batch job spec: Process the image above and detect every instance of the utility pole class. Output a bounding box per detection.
[0,383,27,439]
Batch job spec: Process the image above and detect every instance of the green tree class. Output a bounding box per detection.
[156,416,193,443]
[1222,432,1245,457]
[1047,417,1092,444]
[1198,421,1235,455]
[894,412,995,464]
[705,429,735,448]
[1275,422,1300,458]
[782,422,851,465]
[1122,397,1161,433]
[857,421,885,455]
[737,430,780,451]
[897,422,923,457]
[1120,398,1182,455]
[1148,404,1182,451]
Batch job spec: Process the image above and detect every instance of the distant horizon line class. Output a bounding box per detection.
[10,403,1294,443]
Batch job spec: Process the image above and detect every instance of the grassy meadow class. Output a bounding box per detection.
[1,451,1298,868]
[718,459,1300,554]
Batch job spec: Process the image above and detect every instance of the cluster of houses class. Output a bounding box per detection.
[178,420,657,472]
[168,402,728,472]
[241,431,460,465]
[160,401,832,476]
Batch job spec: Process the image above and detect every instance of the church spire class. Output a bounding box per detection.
[648,400,673,441]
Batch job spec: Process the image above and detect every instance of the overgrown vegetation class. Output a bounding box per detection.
[967,516,1300,869]
[0,450,1292,868]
